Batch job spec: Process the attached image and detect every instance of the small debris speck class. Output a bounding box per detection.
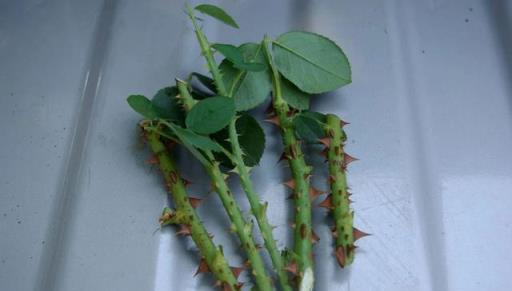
[41,240,46,245]
[3,213,6,217]
[17,220,22,224]
[16,204,20,208]
[469,8,473,12]
[465,19,469,23]
[421,50,425,54]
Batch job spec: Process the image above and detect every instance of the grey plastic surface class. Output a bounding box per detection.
[1,0,512,290]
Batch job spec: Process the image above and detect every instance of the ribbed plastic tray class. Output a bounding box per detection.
[1,0,511,290]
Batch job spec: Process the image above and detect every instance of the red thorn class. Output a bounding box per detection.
[144,155,159,165]
[343,153,359,167]
[230,266,245,279]
[340,119,350,127]
[277,152,288,163]
[318,195,333,209]
[309,187,324,200]
[176,224,192,236]
[194,257,209,276]
[285,262,298,275]
[283,179,295,190]
[353,227,370,241]
[181,178,192,187]
[189,197,203,209]
[328,175,336,183]
[318,137,331,148]
[264,116,280,126]
[311,229,320,244]
[331,227,338,238]
[335,246,346,268]
[319,147,328,158]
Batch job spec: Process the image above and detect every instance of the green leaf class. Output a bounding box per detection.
[151,87,185,123]
[272,31,351,94]
[194,4,239,29]
[235,114,265,166]
[220,43,272,111]
[127,95,158,119]
[301,111,327,124]
[293,112,326,143]
[281,77,310,110]
[171,124,222,152]
[190,72,217,93]
[212,113,265,168]
[213,43,265,72]
[185,96,235,134]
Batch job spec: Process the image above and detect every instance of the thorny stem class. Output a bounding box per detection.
[176,81,273,290]
[263,36,314,291]
[324,114,356,267]
[145,129,240,290]
[186,4,227,96]
[176,78,198,111]
[187,10,294,287]
[228,119,293,291]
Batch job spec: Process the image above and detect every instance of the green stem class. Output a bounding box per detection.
[145,130,239,290]
[175,81,273,290]
[263,37,314,290]
[325,114,355,267]
[228,120,293,291]
[186,4,227,96]
[176,78,197,111]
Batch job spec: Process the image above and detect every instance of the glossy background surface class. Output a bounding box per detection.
[1,0,511,290]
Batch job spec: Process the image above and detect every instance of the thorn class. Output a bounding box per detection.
[286,193,296,200]
[277,151,288,163]
[230,266,245,279]
[181,177,192,187]
[255,244,263,250]
[328,175,336,183]
[176,224,192,236]
[318,137,331,148]
[195,257,209,276]
[331,227,338,238]
[319,147,328,158]
[340,119,350,127]
[353,227,370,241]
[144,155,159,165]
[283,179,295,190]
[318,195,333,209]
[189,197,203,209]
[309,187,324,200]
[343,153,359,167]
[335,246,346,268]
[311,229,320,244]
[264,115,280,126]
[304,173,312,180]
[285,262,298,275]
[288,221,296,229]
